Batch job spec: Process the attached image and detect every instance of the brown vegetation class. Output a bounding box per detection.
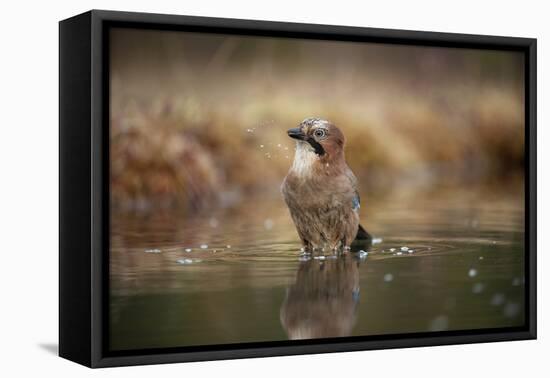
[110,28,525,212]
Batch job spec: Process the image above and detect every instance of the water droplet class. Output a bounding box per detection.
[468,268,477,278]
[479,256,484,260]
[408,249,414,253]
[200,244,208,249]
[490,293,505,306]
[260,144,264,148]
[264,218,274,230]
[503,302,520,318]
[185,248,192,253]
[472,282,484,294]
[145,248,161,254]
[429,315,449,331]
[372,237,383,245]
[389,248,396,252]
[226,245,231,249]
[400,246,409,252]
[396,252,403,256]
[383,273,394,282]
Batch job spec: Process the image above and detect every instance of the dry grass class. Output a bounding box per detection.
[109,29,525,212]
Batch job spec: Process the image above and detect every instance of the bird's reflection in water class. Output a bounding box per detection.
[280,254,361,339]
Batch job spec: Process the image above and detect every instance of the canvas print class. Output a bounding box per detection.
[109,27,526,351]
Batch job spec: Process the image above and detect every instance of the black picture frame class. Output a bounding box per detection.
[59,9,537,368]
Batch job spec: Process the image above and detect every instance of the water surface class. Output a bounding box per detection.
[110,188,525,351]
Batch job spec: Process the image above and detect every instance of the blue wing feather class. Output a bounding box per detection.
[352,193,360,211]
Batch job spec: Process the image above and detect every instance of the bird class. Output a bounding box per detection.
[281,117,371,252]
[280,255,360,339]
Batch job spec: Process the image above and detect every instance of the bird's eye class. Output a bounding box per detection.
[314,129,327,139]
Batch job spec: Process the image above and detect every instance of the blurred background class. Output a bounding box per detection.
[110,27,525,213]
[108,27,526,351]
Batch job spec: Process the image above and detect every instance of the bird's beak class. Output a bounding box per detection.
[287,127,306,140]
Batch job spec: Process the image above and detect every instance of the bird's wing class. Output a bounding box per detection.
[345,166,358,187]
[345,167,361,212]
[352,191,361,211]
[345,167,372,243]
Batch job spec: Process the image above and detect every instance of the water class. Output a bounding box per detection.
[109,187,525,351]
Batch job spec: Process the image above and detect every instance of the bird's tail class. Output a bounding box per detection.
[355,224,372,241]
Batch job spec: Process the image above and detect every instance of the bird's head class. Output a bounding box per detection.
[287,118,345,159]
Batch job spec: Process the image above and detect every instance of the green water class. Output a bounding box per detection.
[109,188,525,351]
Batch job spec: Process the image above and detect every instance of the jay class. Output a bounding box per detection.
[282,118,370,252]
